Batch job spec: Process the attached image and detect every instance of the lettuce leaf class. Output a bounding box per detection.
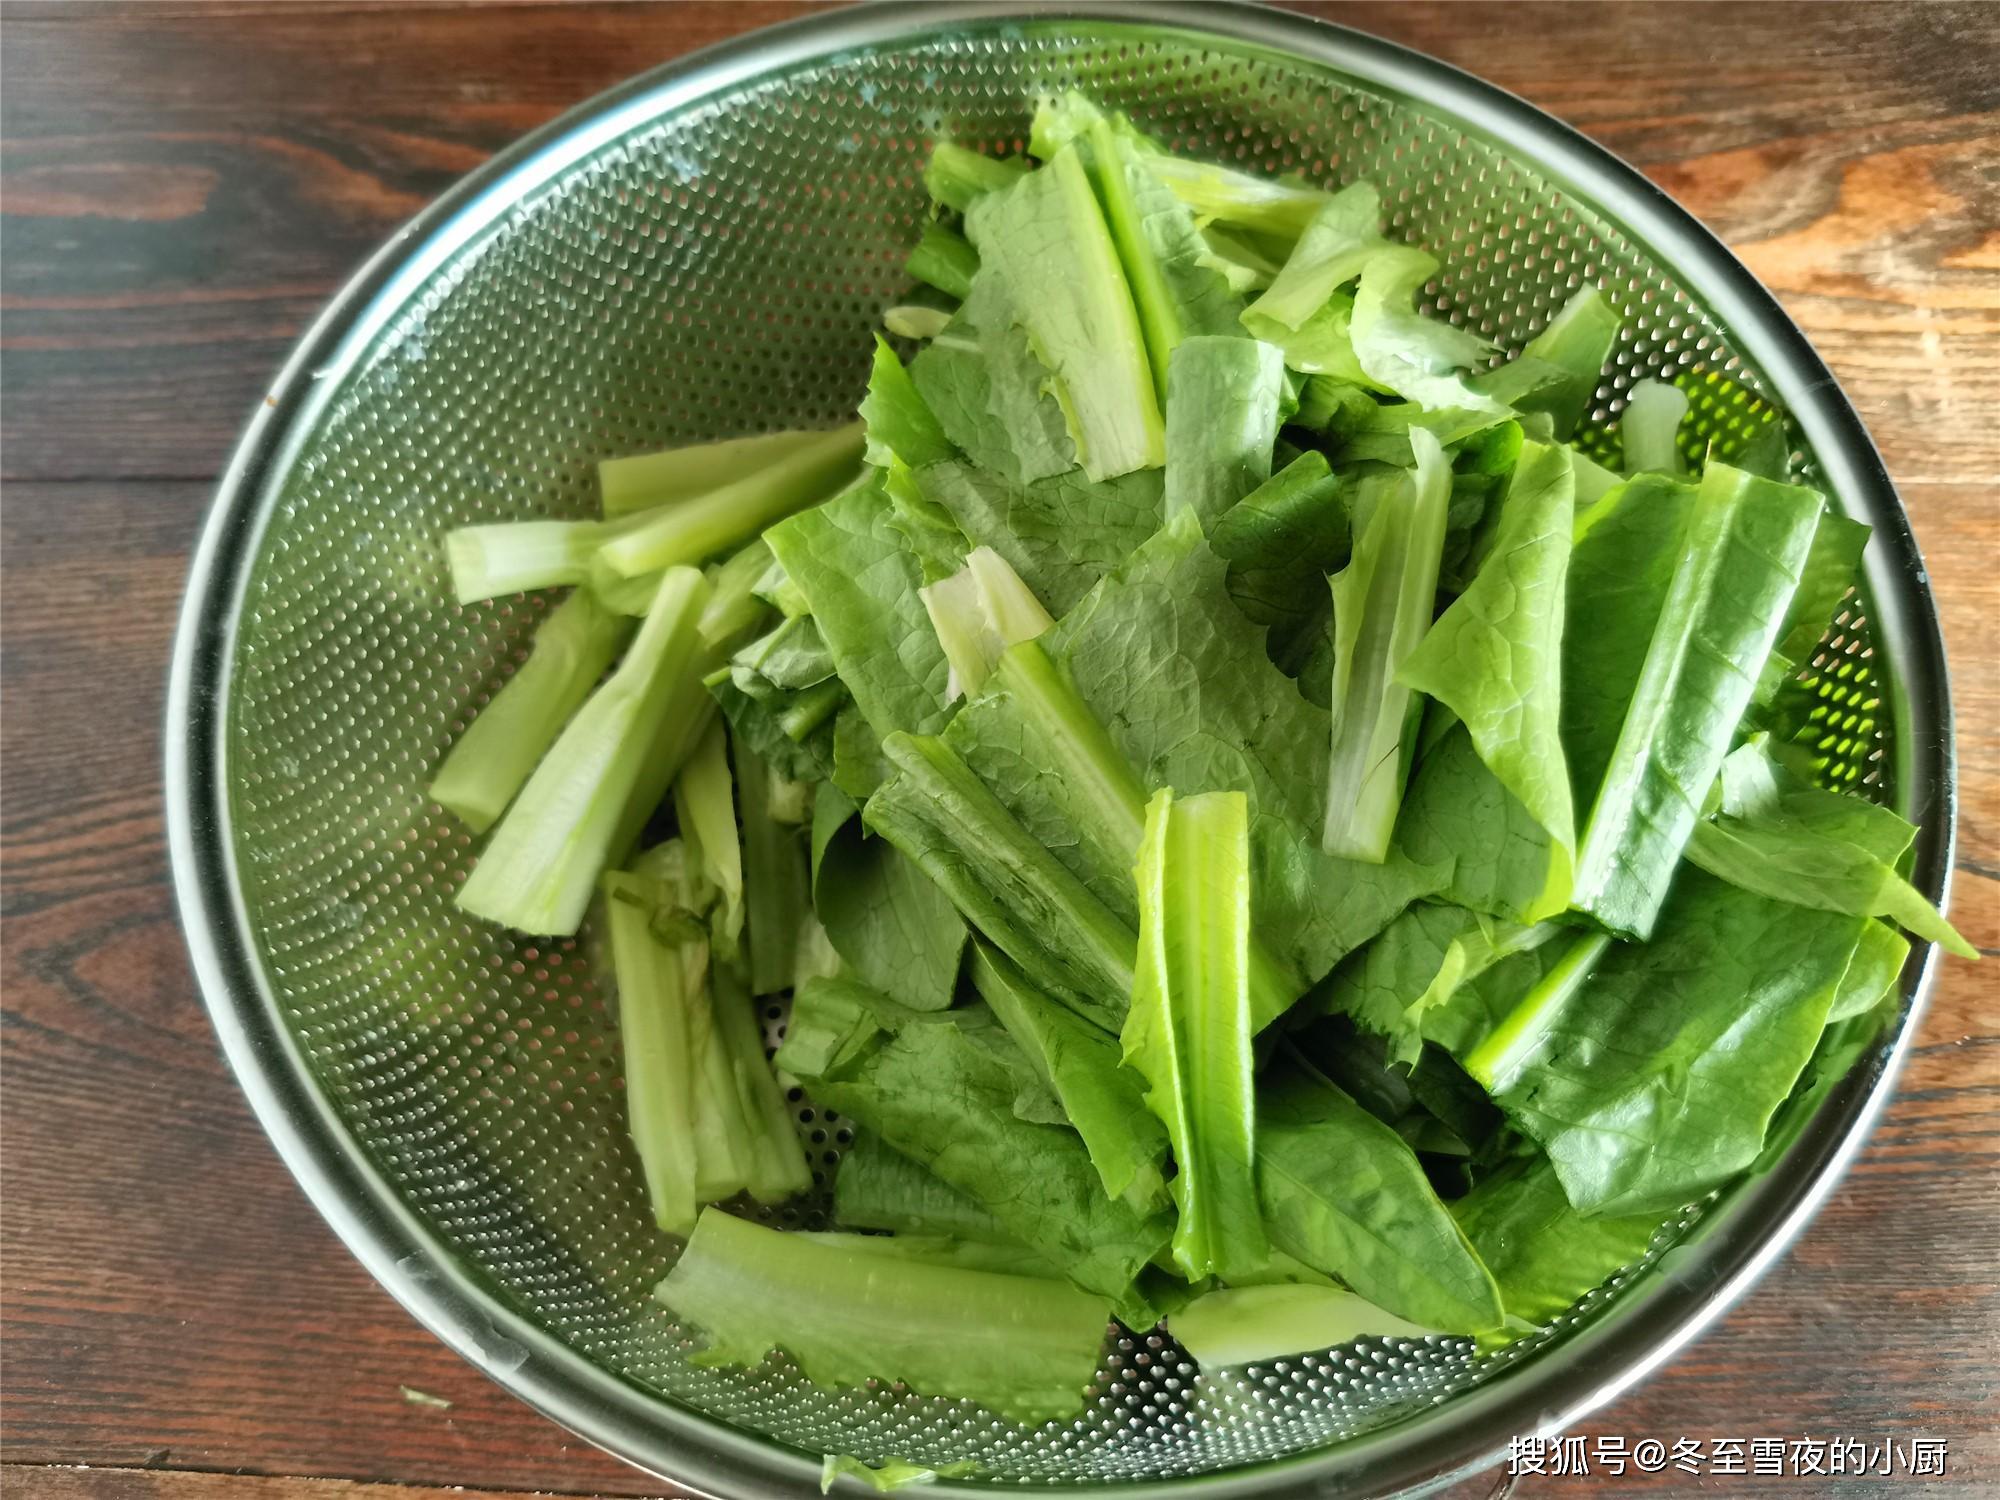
[834,1130,1021,1244]
[1171,1284,1433,1368]
[657,1208,1109,1423]
[1467,870,1869,1217]
[966,145,1163,479]
[1567,463,1823,939]
[1085,117,1248,400]
[764,475,955,767]
[1452,1155,1662,1340]
[812,790,967,1011]
[778,993,1172,1301]
[1687,741,1973,957]
[909,272,1076,486]
[1257,1061,1502,1334]
[1208,449,1351,672]
[863,732,1138,1032]
[1163,335,1287,526]
[1469,286,1620,441]
[1350,247,1505,414]
[1398,440,1577,910]
[971,941,1168,1211]
[860,337,956,471]
[913,459,1164,615]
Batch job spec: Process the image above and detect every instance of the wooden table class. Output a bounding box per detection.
[3,4,1994,1497]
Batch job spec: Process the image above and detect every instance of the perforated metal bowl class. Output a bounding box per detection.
[166,5,1957,1496]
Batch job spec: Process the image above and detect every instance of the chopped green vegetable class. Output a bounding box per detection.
[918,545,1055,699]
[778,987,1171,1302]
[1687,740,1974,956]
[967,145,1164,480]
[1162,335,1286,526]
[1620,378,1690,475]
[1171,1284,1434,1368]
[1470,286,1620,440]
[905,221,979,299]
[597,423,865,579]
[1469,870,1869,1217]
[971,941,1167,1210]
[882,305,953,341]
[1125,790,1266,1280]
[446,519,621,605]
[1258,1061,1502,1334]
[430,589,634,833]
[599,430,824,517]
[812,787,967,1011]
[735,728,815,996]
[1323,429,1451,861]
[860,337,956,470]
[600,866,702,1233]
[834,1131,1021,1245]
[1085,117,1247,401]
[864,731,1137,1032]
[1398,439,1577,911]
[1453,1156,1662,1341]
[1567,463,1823,939]
[673,719,744,960]
[456,568,708,935]
[1350,247,1504,414]
[657,1208,1109,1422]
[923,141,1027,213]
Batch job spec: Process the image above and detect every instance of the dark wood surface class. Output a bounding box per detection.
[2,4,1994,1498]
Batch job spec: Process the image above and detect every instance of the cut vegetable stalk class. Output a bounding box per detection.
[673,718,744,960]
[447,519,625,605]
[863,731,1138,1032]
[597,423,866,579]
[923,142,1028,213]
[965,144,1164,480]
[1124,788,1268,1282]
[735,729,814,997]
[600,869,702,1234]
[606,546,779,863]
[905,221,979,299]
[710,962,813,1202]
[919,546,1055,699]
[655,1208,1110,1423]
[1620,379,1691,476]
[1568,463,1822,939]
[1323,428,1452,861]
[430,590,634,833]
[1171,1284,1434,1368]
[598,430,824,516]
[980,639,1303,1028]
[455,567,709,936]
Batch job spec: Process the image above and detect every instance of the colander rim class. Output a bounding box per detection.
[164,3,1958,1496]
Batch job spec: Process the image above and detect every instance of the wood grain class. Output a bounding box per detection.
[2,4,1995,1500]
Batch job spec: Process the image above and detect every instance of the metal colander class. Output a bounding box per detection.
[166,5,1956,1496]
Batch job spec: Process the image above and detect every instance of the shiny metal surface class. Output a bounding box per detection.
[166,5,1955,1495]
